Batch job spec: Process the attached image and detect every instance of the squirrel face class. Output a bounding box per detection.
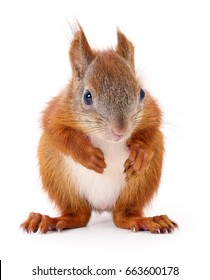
[68,25,145,142]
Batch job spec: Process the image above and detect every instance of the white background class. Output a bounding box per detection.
[0,0,210,279]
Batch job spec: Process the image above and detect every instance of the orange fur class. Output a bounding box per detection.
[21,24,177,234]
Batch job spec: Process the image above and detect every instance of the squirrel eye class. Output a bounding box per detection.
[83,90,93,105]
[139,88,145,102]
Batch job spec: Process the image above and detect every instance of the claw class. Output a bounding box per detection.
[131,227,137,232]
[154,228,160,234]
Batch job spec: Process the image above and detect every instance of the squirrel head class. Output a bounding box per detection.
[67,24,146,142]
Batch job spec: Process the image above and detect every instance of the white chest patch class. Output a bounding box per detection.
[63,136,129,211]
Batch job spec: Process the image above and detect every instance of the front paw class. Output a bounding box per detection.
[124,142,153,180]
[82,145,106,173]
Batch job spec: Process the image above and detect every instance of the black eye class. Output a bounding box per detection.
[83,90,93,105]
[139,88,145,102]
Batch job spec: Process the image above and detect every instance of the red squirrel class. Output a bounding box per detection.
[21,24,177,234]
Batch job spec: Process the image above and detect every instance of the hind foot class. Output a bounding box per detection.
[21,211,91,233]
[113,212,178,234]
[130,215,178,233]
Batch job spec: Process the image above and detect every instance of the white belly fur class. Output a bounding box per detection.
[63,136,129,211]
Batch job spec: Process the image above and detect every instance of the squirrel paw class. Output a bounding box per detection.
[21,212,57,234]
[124,142,153,180]
[21,212,90,233]
[82,145,106,174]
[131,215,178,234]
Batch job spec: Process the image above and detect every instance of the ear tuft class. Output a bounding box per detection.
[116,29,135,70]
[69,23,94,80]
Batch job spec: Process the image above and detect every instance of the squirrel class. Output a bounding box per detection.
[21,24,177,234]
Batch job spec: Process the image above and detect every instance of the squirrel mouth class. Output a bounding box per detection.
[111,134,124,142]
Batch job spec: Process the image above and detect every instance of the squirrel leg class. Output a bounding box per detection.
[115,132,177,233]
[113,177,177,233]
[21,207,91,233]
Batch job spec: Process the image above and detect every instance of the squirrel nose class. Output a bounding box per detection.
[111,127,128,137]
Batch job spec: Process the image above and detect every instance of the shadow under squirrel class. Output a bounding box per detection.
[21,24,177,234]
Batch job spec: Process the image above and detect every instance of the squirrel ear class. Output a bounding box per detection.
[69,24,94,80]
[116,29,135,70]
